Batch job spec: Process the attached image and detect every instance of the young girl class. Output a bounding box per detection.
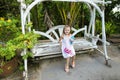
[59,25,76,72]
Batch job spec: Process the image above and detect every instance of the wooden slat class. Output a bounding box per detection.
[32,38,97,57]
[32,25,98,58]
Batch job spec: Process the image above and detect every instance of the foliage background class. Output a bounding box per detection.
[0,0,120,36]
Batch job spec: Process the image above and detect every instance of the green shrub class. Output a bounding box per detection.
[0,17,20,43]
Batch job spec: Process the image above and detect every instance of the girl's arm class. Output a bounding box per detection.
[59,34,64,42]
[59,34,64,45]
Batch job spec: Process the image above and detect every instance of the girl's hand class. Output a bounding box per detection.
[70,36,75,41]
[59,40,62,47]
[59,37,62,46]
[59,34,64,42]
[70,36,75,44]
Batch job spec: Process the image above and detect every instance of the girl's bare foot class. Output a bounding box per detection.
[65,65,69,72]
[71,61,75,68]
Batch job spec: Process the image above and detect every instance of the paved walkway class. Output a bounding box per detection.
[1,45,120,80]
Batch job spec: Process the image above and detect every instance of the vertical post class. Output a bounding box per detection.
[21,2,25,34]
[23,48,28,80]
[92,8,95,37]
[84,25,87,39]
[92,8,96,45]
[23,6,28,80]
[88,5,93,34]
[20,1,28,79]
[28,12,31,32]
[27,3,31,32]
[101,1,109,61]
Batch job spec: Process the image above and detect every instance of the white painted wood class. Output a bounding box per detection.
[84,26,87,39]
[101,8,109,60]
[51,30,59,40]
[34,25,87,41]
[92,8,96,37]
[33,29,57,42]
[20,2,25,34]
[58,27,64,36]
[28,12,31,32]
[31,25,100,58]
[71,27,77,32]
[72,26,86,37]
[46,25,64,34]
[23,48,28,80]
[34,25,87,42]
[18,0,111,79]
[87,3,93,34]
[92,0,111,4]
[92,8,96,44]
[32,38,97,57]
[85,33,110,46]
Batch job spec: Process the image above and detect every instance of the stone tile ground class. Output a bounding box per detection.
[1,45,120,80]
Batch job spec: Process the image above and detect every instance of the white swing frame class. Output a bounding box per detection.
[17,0,111,80]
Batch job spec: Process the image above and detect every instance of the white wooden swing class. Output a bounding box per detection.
[18,0,111,80]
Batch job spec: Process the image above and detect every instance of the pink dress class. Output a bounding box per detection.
[61,35,75,58]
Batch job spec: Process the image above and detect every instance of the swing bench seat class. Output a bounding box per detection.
[32,25,98,59]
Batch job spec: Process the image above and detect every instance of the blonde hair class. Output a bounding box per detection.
[63,25,71,35]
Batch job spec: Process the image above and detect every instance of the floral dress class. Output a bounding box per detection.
[61,35,75,58]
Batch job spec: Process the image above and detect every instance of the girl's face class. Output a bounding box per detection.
[64,27,70,35]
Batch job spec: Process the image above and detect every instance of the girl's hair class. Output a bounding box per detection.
[63,25,71,34]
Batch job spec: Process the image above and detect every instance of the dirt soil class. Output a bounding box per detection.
[1,44,120,80]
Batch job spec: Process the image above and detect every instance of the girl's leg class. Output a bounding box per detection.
[65,57,70,72]
[71,56,76,68]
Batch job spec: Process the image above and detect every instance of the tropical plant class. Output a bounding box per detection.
[95,19,102,34]
[105,21,116,37]
[0,17,20,43]
[0,17,39,75]
[56,2,81,26]
[0,31,39,60]
[95,19,116,37]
